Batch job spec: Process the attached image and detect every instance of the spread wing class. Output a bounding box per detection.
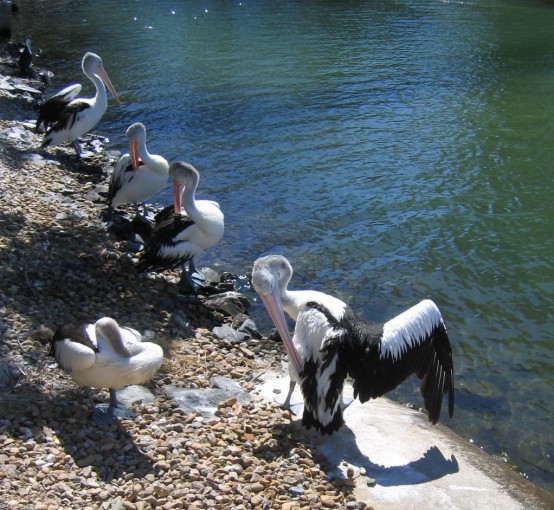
[346,299,454,424]
[302,299,454,432]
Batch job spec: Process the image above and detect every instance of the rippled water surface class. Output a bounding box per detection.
[12,0,554,492]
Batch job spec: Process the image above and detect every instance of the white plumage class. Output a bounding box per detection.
[40,52,121,156]
[380,299,443,361]
[137,161,224,291]
[50,317,163,423]
[108,122,169,210]
[252,254,454,434]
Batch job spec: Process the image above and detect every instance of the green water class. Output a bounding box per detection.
[10,0,554,492]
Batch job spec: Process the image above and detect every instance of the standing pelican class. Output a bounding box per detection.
[137,161,224,292]
[252,255,454,435]
[108,122,169,216]
[50,317,164,424]
[40,52,121,156]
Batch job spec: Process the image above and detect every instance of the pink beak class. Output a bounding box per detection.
[129,139,140,169]
[172,179,184,214]
[259,286,303,376]
[95,64,121,105]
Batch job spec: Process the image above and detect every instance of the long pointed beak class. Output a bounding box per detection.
[172,180,183,214]
[95,65,121,105]
[259,288,303,375]
[129,139,140,169]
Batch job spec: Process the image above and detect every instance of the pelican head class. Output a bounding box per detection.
[169,161,200,214]
[252,255,302,373]
[126,122,147,169]
[82,52,121,105]
[94,317,136,357]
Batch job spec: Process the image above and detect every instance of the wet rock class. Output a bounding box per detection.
[237,316,262,339]
[204,291,250,318]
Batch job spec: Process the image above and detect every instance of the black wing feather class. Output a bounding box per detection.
[136,213,196,273]
[345,312,454,424]
[306,300,454,427]
[41,102,91,147]
[107,160,135,206]
[49,323,98,357]
[36,97,71,132]
[298,302,350,434]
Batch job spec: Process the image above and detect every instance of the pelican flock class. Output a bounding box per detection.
[32,48,455,440]
[108,122,169,215]
[50,317,163,424]
[252,255,454,434]
[137,161,225,291]
[39,52,121,155]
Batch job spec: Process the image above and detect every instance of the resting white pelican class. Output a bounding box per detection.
[40,52,121,156]
[50,317,164,424]
[251,255,455,435]
[137,161,224,292]
[108,122,169,215]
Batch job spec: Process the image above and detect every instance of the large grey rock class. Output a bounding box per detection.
[212,323,249,344]
[116,385,157,407]
[204,291,250,318]
[164,377,250,418]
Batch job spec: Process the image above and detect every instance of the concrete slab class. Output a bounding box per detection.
[254,369,554,510]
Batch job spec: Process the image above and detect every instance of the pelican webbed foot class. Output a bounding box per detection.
[275,380,303,416]
[72,139,83,157]
[178,259,207,295]
[91,389,136,425]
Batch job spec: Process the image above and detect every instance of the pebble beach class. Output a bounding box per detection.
[0,43,363,510]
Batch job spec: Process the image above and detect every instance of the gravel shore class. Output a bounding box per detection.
[0,43,365,510]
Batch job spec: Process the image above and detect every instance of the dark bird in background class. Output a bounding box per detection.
[18,37,32,77]
[252,254,454,435]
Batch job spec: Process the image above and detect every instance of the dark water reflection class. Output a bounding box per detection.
[10,0,554,492]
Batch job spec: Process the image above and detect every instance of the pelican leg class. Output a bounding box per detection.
[340,393,354,410]
[72,139,83,156]
[178,266,200,294]
[178,258,206,294]
[91,389,135,425]
[275,380,303,416]
[132,202,149,221]
[131,204,153,244]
